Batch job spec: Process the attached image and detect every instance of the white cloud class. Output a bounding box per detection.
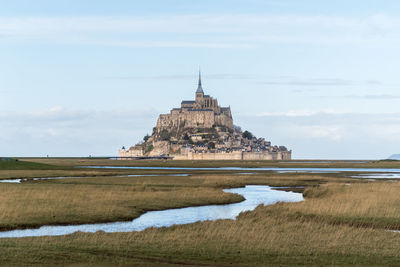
[257,109,349,117]
[260,78,353,86]
[343,94,400,99]
[0,106,159,156]
[1,14,400,47]
[291,125,345,141]
[257,109,318,117]
[236,111,400,159]
[1,106,400,158]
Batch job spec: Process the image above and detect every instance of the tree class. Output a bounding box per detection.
[208,142,216,149]
[183,133,190,141]
[143,134,150,142]
[159,129,171,141]
[145,144,154,153]
[242,130,254,140]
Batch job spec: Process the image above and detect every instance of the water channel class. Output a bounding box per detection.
[3,166,400,183]
[80,166,400,173]
[0,174,190,183]
[0,185,303,238]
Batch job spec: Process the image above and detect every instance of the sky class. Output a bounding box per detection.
[1,0,400,159]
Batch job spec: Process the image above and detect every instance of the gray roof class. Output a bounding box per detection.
[190,109,214,112]
[196,87,204,94]
[181,101,195,104]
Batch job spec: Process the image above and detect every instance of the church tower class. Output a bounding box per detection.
[195,70,204,104]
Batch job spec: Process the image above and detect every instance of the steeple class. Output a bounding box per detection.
[196,69,204,94]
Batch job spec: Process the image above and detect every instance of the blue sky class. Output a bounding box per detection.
[1,0,400,159]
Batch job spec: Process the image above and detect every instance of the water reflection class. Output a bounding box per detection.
[352,173,400,179]
[0,174,190,183]
[0,179,21,183]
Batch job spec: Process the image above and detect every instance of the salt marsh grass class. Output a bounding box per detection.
[1,158,400,265]
[0,178,242,231]
[289,182,400,229]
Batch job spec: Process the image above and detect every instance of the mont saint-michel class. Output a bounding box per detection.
[119,73,291,160]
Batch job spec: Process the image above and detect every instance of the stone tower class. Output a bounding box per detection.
[195,71,204,104]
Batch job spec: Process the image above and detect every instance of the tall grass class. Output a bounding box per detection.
[0,170,359,231]
[1,161,400,265]
[24,157,400,169]
[1,195,400,265]
[0,178,242,230]
[285,182,400,229]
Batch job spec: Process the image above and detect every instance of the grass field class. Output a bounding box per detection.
[1,158,400,266]
[21,156,400,168]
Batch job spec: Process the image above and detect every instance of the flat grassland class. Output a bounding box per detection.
[1,158,400,266]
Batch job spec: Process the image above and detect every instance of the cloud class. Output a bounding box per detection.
[107,73,255,80]
[0,106,159,156]
[0,106,157,122]
[236,110,400,159]
[252,109,400,142]
[364,80,382,85]
[343,94,400,99]
[257,109,348,117]
[0,106,92,124]
[108,74,379,92]
[260,78,352,86]
[290,125,345,141]
[2,106,400,158]
[1,14,400,47]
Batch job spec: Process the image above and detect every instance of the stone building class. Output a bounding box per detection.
[156,72,233,131]
[119,71,292,160]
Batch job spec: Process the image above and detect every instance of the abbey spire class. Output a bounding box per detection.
[196,70,204,94]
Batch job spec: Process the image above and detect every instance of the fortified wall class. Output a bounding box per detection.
[173,150,291,161]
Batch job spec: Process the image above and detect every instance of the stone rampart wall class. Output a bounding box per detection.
[118,148,143,157]
[173,151,292,160]
[242,151,290,160]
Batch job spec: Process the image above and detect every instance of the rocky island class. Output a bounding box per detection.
[119,73,291,160]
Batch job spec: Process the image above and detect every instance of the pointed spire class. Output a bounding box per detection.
[198,69,202,87]
[196,68,204,94]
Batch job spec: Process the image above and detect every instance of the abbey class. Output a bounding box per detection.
[156,72,233,131]
[119,72,291,161]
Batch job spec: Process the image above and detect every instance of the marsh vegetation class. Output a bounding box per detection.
[1,158,400,265]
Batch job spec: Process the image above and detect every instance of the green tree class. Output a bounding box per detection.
[183,133,190,141]
[242,130,254,140]
[159,129,171,141]
[145,144,154,153]
[208,142,216,149]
